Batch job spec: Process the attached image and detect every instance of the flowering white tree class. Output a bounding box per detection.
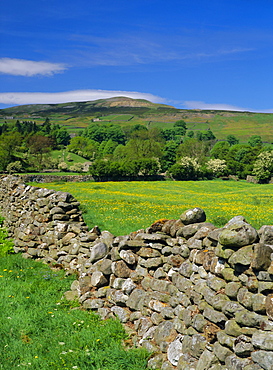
[253,151,273,182]
[206,158,227,177]
[169,156,201,180]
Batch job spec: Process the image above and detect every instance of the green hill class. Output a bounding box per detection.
[1,97,273,143]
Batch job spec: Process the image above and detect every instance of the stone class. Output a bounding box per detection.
[225,355,252,370]
[180,207,206,225]
[237,287,253,309]
[127,289,147,311]
[252,330,273,350]
[167,334,184,366]
[219,221,258,249]
[110,306,130,322]
[82,298,104,310]
[196,349,218,370]
[119,250,136,264]
[207,276,226,291]
[178,261,193,277]
[172,272,192,292]
[136,247,161,258]
[252,243,272,270]
[225,320,242,337]
[112,260,131,278]
[233,335,254,357]
[154,267,168,279]
[228,245,253,267]
[91,271,107,287]
[94,258,112,275]
[252,294,266,313]
[222,301,244,316]
[154,321,177,346]
[147,354,164,370]
[138,256,163,268]
[258,281,273,293]
[251,350,273,370]
[121,278,136,295]
[63,290,79,301]
[235,309,263,328]
[259,225,273,246]
[89,242,109,263]
[217,331,235,349]
[203,305,227,324]
[213,342,233,363]
[265,293,273,320]
[225,282,242,298]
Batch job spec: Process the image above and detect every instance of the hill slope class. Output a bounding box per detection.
[1,97,273,142]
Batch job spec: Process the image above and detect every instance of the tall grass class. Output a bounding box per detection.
[0,254,150,370]
[30,180,273,235]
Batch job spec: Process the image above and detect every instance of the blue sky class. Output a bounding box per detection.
[1,0,273,112]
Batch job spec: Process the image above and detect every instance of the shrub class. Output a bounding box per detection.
[206,158,227,177]
[169,156,201,180]
[253,151,273,183]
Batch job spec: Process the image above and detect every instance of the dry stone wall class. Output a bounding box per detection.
[1,175,273,370]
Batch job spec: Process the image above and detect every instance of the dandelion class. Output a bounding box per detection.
[25,297,30,299]
[0,275,3,277]
[34,356,38,359]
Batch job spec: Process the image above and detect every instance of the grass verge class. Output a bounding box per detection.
[0,254,150,370]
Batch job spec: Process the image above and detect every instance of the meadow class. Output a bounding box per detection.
[31,180,273,236]
[0,254,150,370]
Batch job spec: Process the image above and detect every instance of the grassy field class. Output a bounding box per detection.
[30,180,273,236]
[0,254,150,370]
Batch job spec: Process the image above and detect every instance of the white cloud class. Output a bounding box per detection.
[0,58,67,76]
[183,100,249,112]
[0,89,167,106]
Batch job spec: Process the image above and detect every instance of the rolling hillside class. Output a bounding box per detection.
[1,97,273,142]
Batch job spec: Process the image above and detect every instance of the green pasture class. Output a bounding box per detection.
[0,254,150,370]
[31,180,273,236]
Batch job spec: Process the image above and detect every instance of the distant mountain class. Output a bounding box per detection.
[0,97,176,116]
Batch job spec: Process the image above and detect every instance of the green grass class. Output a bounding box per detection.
[30,180,273,236]
[0,254,150,370]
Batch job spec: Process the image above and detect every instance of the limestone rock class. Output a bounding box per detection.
[89,242,109,263]
[180,207,206,225]
[219,220,258,248]
[112,260,131,278]
[167,334,184,366]
[251,350,273,370]
[265,293,273,320]
[252,330,273,350]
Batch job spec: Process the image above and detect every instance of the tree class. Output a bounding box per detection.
[27,134,53,170]
[248,135,262,147]
[206,158,227,177]
[226,135,239,146]
[177,138,211,165]
[253,151,273,182]
[0,132,22,171]
[169,156,201,180]
[210,141,230,159]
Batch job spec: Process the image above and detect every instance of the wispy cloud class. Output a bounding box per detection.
[68,32,253,67]
[0,58,67,76]
[183,100,249,111]
[0,89,167,107]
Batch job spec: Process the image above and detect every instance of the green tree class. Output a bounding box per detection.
[248,135,263,147]
[226,134,239,146]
